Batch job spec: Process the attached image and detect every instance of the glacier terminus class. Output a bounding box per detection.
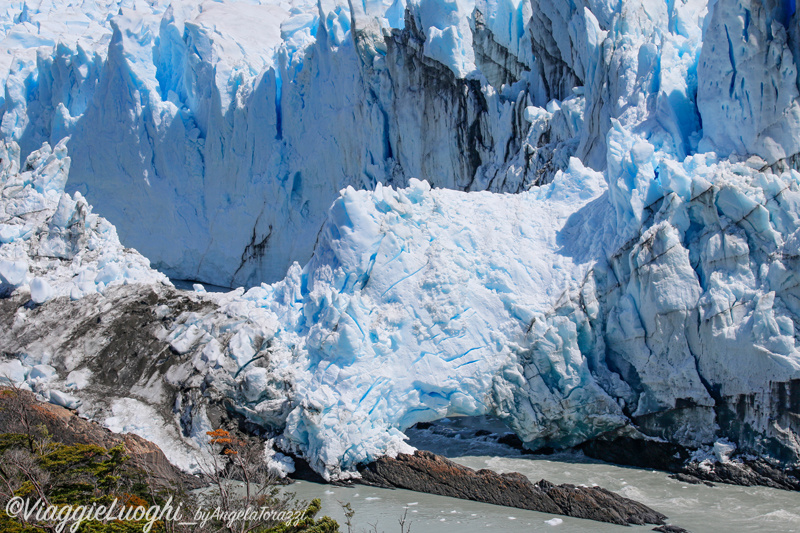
[1,0,799,493]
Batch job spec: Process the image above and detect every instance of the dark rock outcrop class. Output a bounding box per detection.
[358,450,667,526]
[653,525,692,533]
[580,434,691,472]
[680,458,800,491]
[668,473,714,487]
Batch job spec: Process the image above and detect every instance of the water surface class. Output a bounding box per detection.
[284,417,800,532]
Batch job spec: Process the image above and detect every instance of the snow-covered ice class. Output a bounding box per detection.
[105,397,204,472]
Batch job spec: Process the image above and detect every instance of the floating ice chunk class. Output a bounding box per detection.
[193,283,206,293]
[545,517,563,526]
[29,277,54,304]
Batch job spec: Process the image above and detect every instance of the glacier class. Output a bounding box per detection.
[1,0,800,481]
[0,0,566,287]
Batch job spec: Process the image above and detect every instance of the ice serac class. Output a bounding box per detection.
[1,0,800,482]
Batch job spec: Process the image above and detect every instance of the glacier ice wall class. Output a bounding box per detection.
[0,0,714,288]
[1,0,576,287]
[1,0,800,480]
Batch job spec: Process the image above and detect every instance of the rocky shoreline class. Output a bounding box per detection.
[1,388,687,529]
[357,450,668,527]
[409,418,800,493]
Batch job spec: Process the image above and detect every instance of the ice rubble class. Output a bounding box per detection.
[0,135,172,403]
[158,144,800,478]
[0,138,169,303]
[0,0,799,480]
